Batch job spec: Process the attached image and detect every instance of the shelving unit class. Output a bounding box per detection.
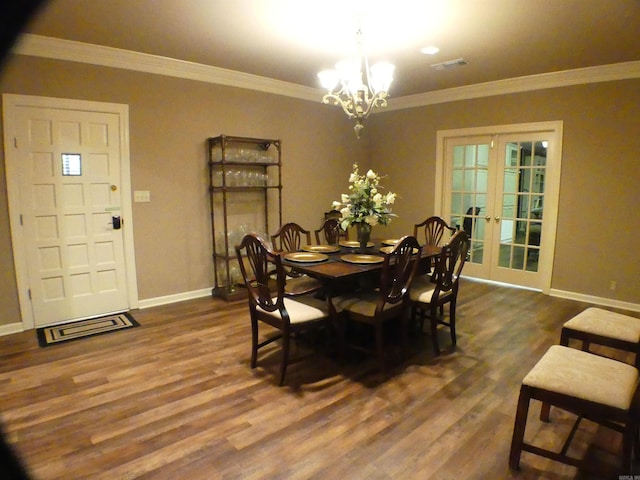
[208,135,282,300]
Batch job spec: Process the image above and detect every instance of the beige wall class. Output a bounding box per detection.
[0,55,368,326]
[369,80,640,303]
[1,54,639,328]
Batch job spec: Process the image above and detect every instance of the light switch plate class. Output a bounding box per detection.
[134,190,151,202]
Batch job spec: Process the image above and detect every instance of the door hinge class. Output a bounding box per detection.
[20,214,23,226]
[28,289,32,300]
[14,137,18,148]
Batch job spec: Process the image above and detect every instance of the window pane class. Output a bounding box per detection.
[534,141,547,166]
[465,145,476,167]
[452,170,463,190]
[521,142,533,166]
[62,153,82,176]
[477,144,490,167]
[476,168,489,194]
[453,146,465,168]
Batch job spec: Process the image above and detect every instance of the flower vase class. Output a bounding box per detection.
[356,223,372,253]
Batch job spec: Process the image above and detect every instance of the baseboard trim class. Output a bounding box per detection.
[137,288,214,309]
[0,323,25,336]
[549,289,640,314]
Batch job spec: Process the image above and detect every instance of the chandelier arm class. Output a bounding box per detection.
[321,93,358,119]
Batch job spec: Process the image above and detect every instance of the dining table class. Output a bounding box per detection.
[281,238,441,297]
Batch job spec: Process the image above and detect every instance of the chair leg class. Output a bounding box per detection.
[250,317,259,368]
[430,305,440,355]
[400,314,408,352]
[509,385,532,470]
[449,300,457,346]
[622,422,634,472]
[375,320,385,371]
[279,329,290,386]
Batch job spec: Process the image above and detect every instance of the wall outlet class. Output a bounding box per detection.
[609,280,617,291]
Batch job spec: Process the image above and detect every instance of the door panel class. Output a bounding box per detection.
[445,136,494,279]
[490,136,549,286]
[9,100,132,326]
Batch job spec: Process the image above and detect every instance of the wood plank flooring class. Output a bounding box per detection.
[1,279,638,479]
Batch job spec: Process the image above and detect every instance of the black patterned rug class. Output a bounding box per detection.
[36,312,139,347]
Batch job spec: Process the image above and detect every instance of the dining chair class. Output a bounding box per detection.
[413,216,457,276]
[314,217,348,245]
[324,209,342,220]
[235,233,332,386]
[413,216,457,247]
[270,222,323,296]
[332,236,423,371]
[409,229,470,355]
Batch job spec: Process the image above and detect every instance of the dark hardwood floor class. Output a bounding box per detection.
[1,280,638,479]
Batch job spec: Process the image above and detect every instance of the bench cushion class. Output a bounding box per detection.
[523,345,639,411]
[564,307,640,343]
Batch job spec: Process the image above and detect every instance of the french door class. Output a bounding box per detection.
[436,122,563,292]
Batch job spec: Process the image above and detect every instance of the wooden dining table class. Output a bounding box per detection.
[281,240,441,295]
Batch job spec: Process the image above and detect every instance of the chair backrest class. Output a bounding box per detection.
[314,217,347,244]
[413,216,456,247]
[378,235,423,311]
[432,230,470,294]
[270,222,311,252]
[324,210,341,220]
[235,233,285,314]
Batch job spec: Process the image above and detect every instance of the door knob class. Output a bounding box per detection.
[485,216,491,221]
[495,216,501,221]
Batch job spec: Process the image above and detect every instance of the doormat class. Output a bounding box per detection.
[36,312,139,347]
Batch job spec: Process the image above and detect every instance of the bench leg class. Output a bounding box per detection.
[509,385,531,470]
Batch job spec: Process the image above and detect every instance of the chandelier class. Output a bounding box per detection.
[317,29,395,138]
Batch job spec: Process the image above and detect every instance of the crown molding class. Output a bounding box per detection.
[12,34,323,102]
[13,34,640,110]
[386,60,640,111]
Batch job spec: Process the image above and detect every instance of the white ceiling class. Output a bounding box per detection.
[21,0,640,98]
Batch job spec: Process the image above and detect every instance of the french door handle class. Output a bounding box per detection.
[485,216,491,221]
[495,216,501,221]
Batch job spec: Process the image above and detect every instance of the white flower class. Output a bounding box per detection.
[373,193,383,206]
[386,192,396,204]
[341,194,350,203]
[340,207,350,218]
[366,169,376,179]
[365,215,379,226]
[349,173,358,183]
[371,188,377,195]
[332,200,341,208]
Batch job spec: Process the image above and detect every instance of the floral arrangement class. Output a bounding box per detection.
[332,163,397,232]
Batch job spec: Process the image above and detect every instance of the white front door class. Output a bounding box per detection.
[3,95,138,328]
[437,121,563,292]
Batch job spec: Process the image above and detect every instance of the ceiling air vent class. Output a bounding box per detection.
[431,58,468,71]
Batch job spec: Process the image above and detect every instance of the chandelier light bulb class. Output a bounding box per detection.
[369,62,395,94]
[318,69,339,91]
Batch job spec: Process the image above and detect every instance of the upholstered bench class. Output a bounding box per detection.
[509,345,640,472]
[562,307,640,367]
